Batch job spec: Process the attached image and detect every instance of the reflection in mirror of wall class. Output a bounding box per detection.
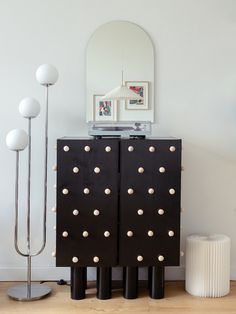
[86,21,155,123]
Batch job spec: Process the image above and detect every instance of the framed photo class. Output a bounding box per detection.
[125,81,149,110]
[93,95,117,121]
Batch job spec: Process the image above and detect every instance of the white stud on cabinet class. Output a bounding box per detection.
[73,209,79,216]
[127,231,133,237]
[63,145,69,152]
[148,188,154,194]
[138,167,144,173]
[93,209,100,216]
[104,188,111,195]
[83,188,90,194]
[148,230,154,237]
[169,146,176,152]
[159,167,165,173]
[105,146,111,152]
[73,167,79,173]
[137,255,143,262]
[137,209,144,215]
[127,188,134,195]
[84,145,91,152]
[158,255,164,262]
[168,230,174,237]
[62,231,68,238]
[158,209,164,215]
[82,231,89,238]
[52,165,57,171]
[104,231,110,237]
[93,256,99,263]
[94,167,100,173]
[72,257,78,263]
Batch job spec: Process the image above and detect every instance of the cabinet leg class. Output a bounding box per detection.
[149,266,165,299]
[96,267,112,299]
[70,267,86,300]
[123,267,138,299]
[148,266,152,290]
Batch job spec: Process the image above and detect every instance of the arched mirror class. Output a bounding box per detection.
[86,21,155,122]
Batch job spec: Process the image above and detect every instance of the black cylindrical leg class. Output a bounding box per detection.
[123,267,138,299]
[149,266,165,299]
[71,267,86,300]
[85,267,88,289]
[148,266,152,290]
[96,267,112,300]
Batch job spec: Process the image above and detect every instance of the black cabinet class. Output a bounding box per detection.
[56,137,181,300]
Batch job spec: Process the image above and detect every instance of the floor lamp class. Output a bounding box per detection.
[6,64,58,301]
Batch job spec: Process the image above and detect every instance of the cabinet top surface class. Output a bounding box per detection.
[58,137,181,140]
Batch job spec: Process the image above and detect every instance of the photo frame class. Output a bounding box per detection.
[125,81,149,110]
[93,95,117,121]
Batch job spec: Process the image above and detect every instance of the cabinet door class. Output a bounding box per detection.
[56,139,119,267]
[119,139,181,267]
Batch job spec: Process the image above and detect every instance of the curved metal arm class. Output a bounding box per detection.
[14,151,29,257]
[14,86,49,258]
[31,85,49,256]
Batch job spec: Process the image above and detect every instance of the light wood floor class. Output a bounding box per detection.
[0,281,235,314]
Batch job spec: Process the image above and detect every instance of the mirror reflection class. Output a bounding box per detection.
[86,21,154,122]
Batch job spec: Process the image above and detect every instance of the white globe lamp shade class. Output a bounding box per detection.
[36,64,59,86]
[19,97,40,119]
[6,129,28,151]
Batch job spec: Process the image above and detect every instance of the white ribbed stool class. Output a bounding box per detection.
[185,234,230,297]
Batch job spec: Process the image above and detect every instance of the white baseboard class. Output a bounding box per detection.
[0,266,235,282]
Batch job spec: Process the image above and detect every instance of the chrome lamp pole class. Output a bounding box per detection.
[6,64,58,301]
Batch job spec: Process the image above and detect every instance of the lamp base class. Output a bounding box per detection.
[7,283,51,301]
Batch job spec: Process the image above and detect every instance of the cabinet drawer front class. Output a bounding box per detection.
[119,139,181,266]
[56,139,119,267]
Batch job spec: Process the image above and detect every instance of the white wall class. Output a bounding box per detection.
[0,0,236,281]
